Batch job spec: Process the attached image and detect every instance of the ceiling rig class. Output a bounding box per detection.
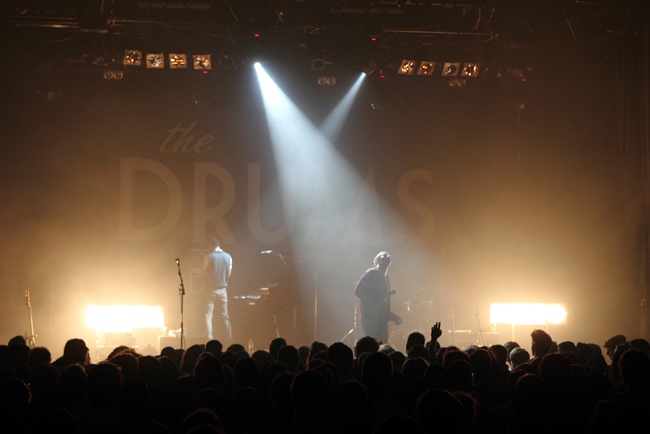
[1,0,648,80]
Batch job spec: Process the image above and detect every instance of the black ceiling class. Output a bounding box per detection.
[2,0,649,77]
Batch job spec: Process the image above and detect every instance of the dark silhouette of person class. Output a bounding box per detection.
[201,236,233,342]
[327,342,354,381]
[406,331,426,354]
[52,338,90,373]
[527,329,553,373]
[354,251,402,344]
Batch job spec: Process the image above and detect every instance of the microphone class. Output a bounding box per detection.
[261,250,273,254]
[175,258,180,264]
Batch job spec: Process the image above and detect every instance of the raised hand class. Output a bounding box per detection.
[431,321,442,340]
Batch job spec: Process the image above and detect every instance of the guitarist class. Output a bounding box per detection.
[354,251,402,344]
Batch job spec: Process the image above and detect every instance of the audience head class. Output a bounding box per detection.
[205,340,224,358]
[401,356,429,384]
[354,336,380,358]
[55,338,89,370]
[442,348,469,369]
[8,336,27,347]
[557,341,577,354]
[277,345,300,372]
[194,355,226,390]
[424,363,451,390]
[327,342,353,377]
[8,341,31,366]
[179,407,225,434]
[234,356,261,389]
[448,359,474,391]
[269,337,287,360]
[509,347,530,370]
[28,346,52,369]
[603,334,626,360]
[308,341,328,360]
[388,350,406,374]
[503,341,520,354]
[290,369,328,415]
[179,344,205,374]
[414,389,464,433]
[406,332,426,352]
[630,338,650,357]
[298,345,309,364]
[87,362,123,408]
[226,343,248,358]
[618,348,650,393]
[251,349,272,368]
[361,351,393,392]
[468,348,494,384]
[539,352,571,389]
[530,329,553,357]
[110,351,139,382]
[407,344,429,360]
[489,344,508,368]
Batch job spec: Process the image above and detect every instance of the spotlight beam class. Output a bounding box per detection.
[254,62,418,342]
[320,73,366,144]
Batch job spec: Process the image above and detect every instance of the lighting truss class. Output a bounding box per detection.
[116,51,217,71]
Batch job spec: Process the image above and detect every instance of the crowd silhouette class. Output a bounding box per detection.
[1,325,649,433]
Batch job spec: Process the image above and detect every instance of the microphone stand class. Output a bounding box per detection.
[25,291,37,348]
[176,259,186,350]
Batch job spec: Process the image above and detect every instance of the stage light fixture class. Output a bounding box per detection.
[447,77,466,88]
[441,62,461,76]
[123,50,142,66]
[102,70,124,81]
[317,76,337,86]
[86,305,165,333]
[311,58,328,71]
[169,53,188,69]
[193,54,212,70]
[417,61,436,76]
[146,54,164,69]
[218,54,237,70]
[461,62,480,78]
[489,303,567,326]
[398,59,416,75]
[511,68,524,78]
[363,58,379,76]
